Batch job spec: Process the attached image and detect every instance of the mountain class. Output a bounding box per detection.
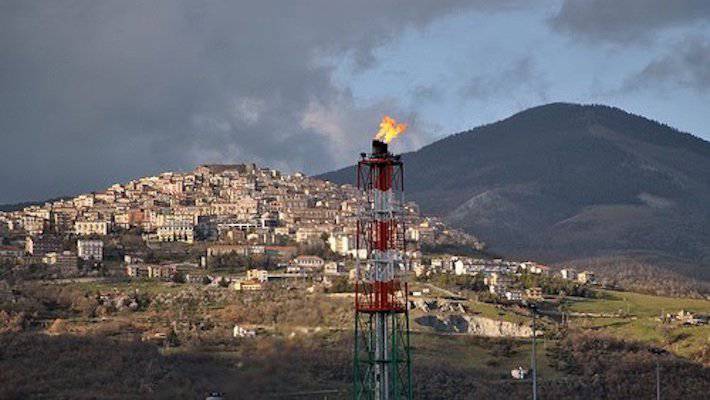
[318,103,710,282]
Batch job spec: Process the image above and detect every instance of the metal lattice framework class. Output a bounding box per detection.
[353,141,412,400]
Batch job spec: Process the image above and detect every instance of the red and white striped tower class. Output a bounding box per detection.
[353,140,412,400]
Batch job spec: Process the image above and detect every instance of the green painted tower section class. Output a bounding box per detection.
[353,309,412,399]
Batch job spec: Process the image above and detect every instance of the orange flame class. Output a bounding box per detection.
[374,115,407,144]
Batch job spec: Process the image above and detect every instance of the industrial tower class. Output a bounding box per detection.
[353,139,412,400]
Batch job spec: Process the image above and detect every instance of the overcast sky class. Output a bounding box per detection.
[1,1,708,203]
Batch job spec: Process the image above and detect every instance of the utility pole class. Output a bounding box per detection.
[649,347,664,400]
[655,358,660,400]
[530,303,538,400]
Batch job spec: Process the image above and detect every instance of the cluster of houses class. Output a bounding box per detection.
[414,257,549,278]
[0,163,482,276]
[560,268,596,284]
[414,256,596,303]
[483,272,545,302]
[0,235,104,274]
[123,252,350,292]
[658,309,708,326]
[232,324,256,338]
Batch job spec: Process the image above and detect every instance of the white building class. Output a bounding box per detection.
[577,271,595,284]
[233,325,256,338]
[504,290,523,302]
[328,234,352,256]
[324,261,345,275]
[294,255,325,271]
[74,221,110,236]
[156,220,194,244]
[246,268,268,282]
[73,194,94,208]
[347,248,368,259]
[413,264,429,278]
[295,226,321,243]
[77,239,103,261]
[511,367,528,380]
[560,268,577,281]
[520,261,548,275]
[453,258,466,275]
[125,264,148,277]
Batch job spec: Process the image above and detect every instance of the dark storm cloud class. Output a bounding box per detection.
[550,0,710,44]
[1,0,516,203]
[623,36,710,92]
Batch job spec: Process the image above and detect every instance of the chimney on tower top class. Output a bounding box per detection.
[371,140,388,157]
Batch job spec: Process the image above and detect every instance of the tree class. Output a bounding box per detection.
[165,329,180,347]
[328,276,353,293]
[171,272,186,284]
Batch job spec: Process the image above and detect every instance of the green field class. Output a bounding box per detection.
[412,332,561,380]
[564,290,710,361]
[466,300,530,324]
[565,290,710,316]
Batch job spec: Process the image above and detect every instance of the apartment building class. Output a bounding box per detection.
[77,239,103,261]
[293,255,325,271]
[25,235,63,256]
[75,221,111,236]
[156,220,194,244]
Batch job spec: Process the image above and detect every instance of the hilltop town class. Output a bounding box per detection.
[0,164,481,285]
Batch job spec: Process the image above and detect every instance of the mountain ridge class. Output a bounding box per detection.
[318,103,710,282]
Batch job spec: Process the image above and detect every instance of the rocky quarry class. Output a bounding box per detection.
[412,299,535,337]
[415,314,534,337]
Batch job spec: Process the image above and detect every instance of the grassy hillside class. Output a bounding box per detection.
[564,290,710,361]
[566,290,710,315]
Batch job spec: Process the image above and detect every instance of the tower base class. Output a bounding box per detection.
[353,309,412,400]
